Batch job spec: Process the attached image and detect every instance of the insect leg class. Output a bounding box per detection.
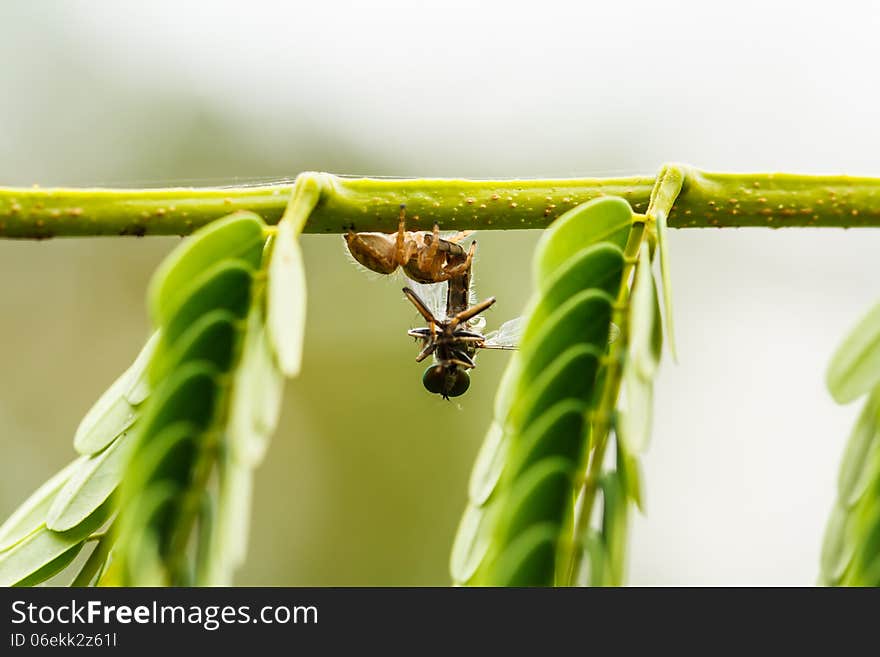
[449,296,496,328]
[450,335,484,343]
[446,356,476,369]
[415,342,436,362]
[450,349,476,368]
[402,287,439,324]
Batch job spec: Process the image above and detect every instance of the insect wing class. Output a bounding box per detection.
[404,276,449,321]
[482,316,524,350]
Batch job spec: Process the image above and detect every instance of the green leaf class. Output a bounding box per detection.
[837,389,880,508]
[124,332,159,406]
[204,452,254,585]
[127,528,166,586]
[647,163,683,362]
[151,310,238,383]
[575,529,607,587]
[654,205,677,361]
[820,502,855,585]
[13,543,84,588]
[74,397,136,457]
[194,493,215,586]
[0,499,111,587]
[71,531,114,587]
[533,197,632,282]
[467,422,509,508]
[118,482,181,584]
[160,260,254,352]
[522,245,622,353]
[46,428,138,532]
[491,524,558,587]
[267,218,308,377]
[250,324,285,437]
[134,482,184,558]
[537,242,625,300]
[507,345,600,435]
[505,401,587,483]
[617,361,654,454]
[449,502,498,584]
[600,472,628,586]
[0,458,83,551]
[845,501,880,586]
[138,363,220,440]
[519,289,614,384]
[73,333,157,455]
[127,422,198,492]
[858,554,880,587]
[492,355,522,421]
[629,244,662,379]
[616,441,644,512]
[827,300,880,403]
[495,458,573,545]
[148,211,265,325]
[229,309,285,466]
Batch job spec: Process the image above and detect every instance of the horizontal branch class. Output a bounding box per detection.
[2,165,880,238]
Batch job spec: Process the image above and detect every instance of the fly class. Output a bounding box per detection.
[403,265,522,399]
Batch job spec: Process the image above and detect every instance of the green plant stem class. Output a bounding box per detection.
[3,166,880,238]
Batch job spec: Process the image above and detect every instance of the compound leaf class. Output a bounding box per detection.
[827,301,880,404]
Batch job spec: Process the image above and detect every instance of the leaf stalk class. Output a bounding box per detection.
[4,166,880,238]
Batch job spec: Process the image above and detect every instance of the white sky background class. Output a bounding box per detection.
[5,0,880,585]
[62,0,880,175]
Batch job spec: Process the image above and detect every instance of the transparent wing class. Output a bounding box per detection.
[404,276,448,321]
[483,316,523,350]
[479,318,613,351]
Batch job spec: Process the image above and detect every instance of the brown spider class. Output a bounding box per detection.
[343,205,476,284]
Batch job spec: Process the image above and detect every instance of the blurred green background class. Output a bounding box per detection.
[2,1,880,585]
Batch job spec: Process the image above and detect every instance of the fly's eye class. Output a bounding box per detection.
[446,369,470,397]
[422,365,447,395]
[422,365,470,398]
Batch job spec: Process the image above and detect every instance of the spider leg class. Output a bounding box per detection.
[446,229,475,243]
[393,205,409,267]
[428,223,441,259]
[413,224,444,281]
[443,240,477,279]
